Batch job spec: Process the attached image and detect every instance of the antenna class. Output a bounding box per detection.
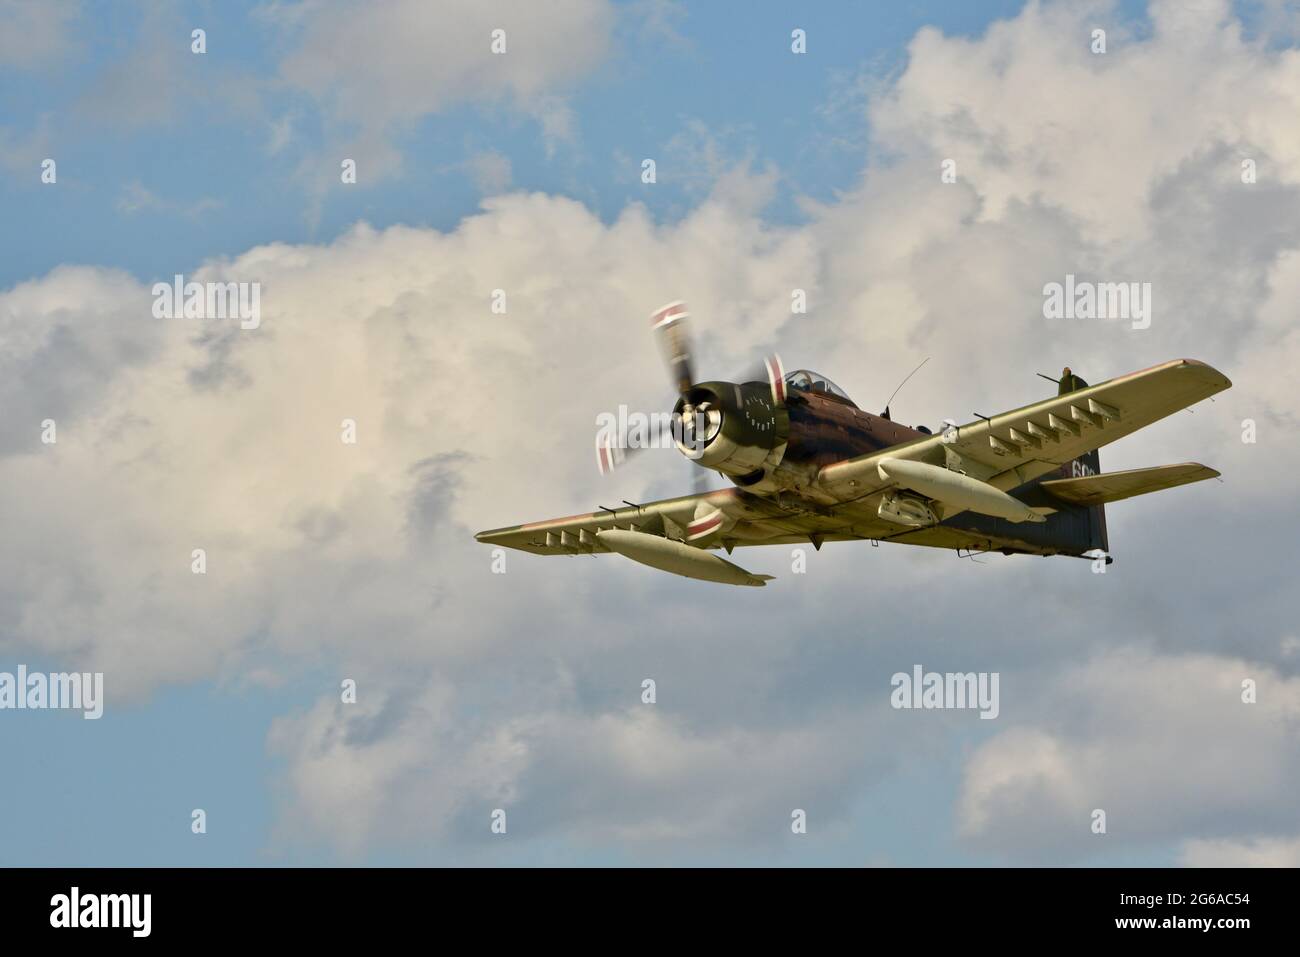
[882,356,930,415]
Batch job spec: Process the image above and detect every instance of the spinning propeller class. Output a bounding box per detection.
[595,301,786,494]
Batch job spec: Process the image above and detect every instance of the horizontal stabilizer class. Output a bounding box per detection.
[1039,462,1220,506]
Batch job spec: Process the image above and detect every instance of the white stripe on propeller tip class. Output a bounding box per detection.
[650,300,689,328]
[596,435,625,475]
[765,353,786,405]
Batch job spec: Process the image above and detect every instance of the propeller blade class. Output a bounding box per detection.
[595,432,626,475]
[600,301,757,497]
[731,353,787,406]
[650,300,694,396]
[595,415,675,475]
[764,353,786,405]
[595,410,713,496]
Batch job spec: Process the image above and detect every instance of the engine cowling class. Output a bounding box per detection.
[672,380,789,478]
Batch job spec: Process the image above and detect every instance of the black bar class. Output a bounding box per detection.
[0,866,1285,943]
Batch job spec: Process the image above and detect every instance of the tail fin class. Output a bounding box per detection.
[1055,368,1108,556]
[961,368,1109,559]
[1074,448,1109,557]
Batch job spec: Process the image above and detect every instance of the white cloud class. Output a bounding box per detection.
[268,682,530,855]
[73,8,264,130]
[279,0,613,122]
[0,118,53,177]
[1179,834,1300,866]
[116,182,223,217]
[0,0,79,70]
[870,0,1300,243]
[267,114,295,156]
[268,679,903,854]
[467,150,513,195]
[273,0,613,179]
[0,182,816,698]
[957,650,1300,861]
[661,119,766,197]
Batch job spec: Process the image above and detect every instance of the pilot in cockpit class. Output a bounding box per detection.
[784,369,856,406]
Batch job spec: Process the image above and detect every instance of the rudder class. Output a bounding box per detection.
[1054,368,1108,558]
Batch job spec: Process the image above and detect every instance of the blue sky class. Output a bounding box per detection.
[2,0,1097,288]
[3,0,1299,867]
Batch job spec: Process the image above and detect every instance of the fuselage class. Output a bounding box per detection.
[681,377,929,496]
[783,390,927,468]
[681,376,1105,558]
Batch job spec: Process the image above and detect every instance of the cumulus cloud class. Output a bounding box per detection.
[269,679,905,855]
[0,0,79,70]
[957,650,1300,862]
[71,7,263,130]
[271,0,614,181]
[1180,834,1300,866]
[4,0,1300,859]
[279,0,612,123]
[0,182,816,701]
[872,0,1300,237]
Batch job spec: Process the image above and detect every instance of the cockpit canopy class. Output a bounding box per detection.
[785,369,856,406]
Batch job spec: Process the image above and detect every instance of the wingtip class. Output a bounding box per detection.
[1177,358,1232,390]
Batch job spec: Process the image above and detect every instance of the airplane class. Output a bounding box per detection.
[475,301,1231,586]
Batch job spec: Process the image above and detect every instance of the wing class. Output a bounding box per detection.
[816,358,1231,502]
[476,481,881,555]
[476,487,741,555]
